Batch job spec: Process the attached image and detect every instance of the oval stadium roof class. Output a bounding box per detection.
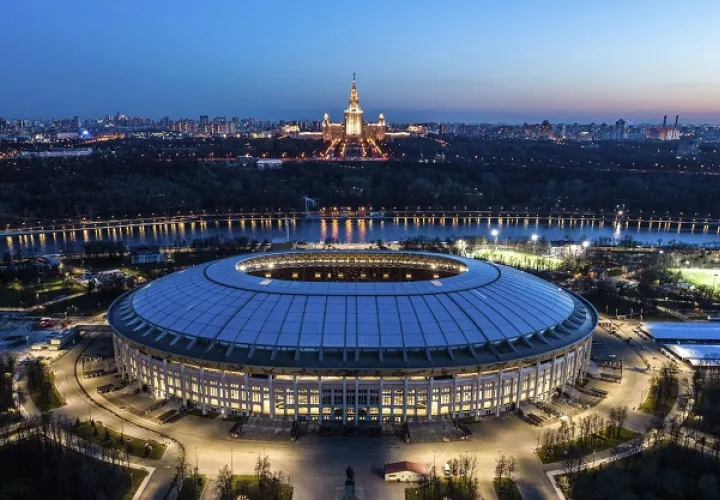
[109,251,597,371]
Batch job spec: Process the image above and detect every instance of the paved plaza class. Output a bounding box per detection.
[13,313,682,500]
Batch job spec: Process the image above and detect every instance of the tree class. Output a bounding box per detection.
[214,465,234,500]
[495,454,507,485]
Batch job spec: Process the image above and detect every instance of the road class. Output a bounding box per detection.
[13,315,682,500]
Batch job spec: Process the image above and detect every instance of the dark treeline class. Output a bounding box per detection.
[0,356,15,416]
[2,140,720,225]
[0,414,140,500]
[570,443,720,500]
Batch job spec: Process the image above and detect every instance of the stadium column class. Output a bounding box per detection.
[515,367,522,406]
[200,368,206,413]
[379,376,384,421]
[136,352,143,391]
[163,359,169,399]
[293,376,299,419]
[451,377,457,417]
[318,376,323,424]
[269,375,275,418]
[244,373,250,416]
[479,377,486,414]
[533,361,541,403]
[403,377,408,421]
[220,370,227,415]
[180,363,187,407]
[342,376,347,423]
[584,338,593,380]
[551,356,558,391]
[427,377,434,421]
[495,369,504,416]
[474,373,481,416]
[354,377,359,425]
[148,356,154,395]
[561,353,568,388]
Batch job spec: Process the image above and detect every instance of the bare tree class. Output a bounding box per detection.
[214,465,234,500]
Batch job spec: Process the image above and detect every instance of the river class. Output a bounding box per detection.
[3,217,720,256]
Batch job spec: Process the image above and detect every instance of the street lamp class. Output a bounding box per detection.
[531,234,538,254]
[491,229,499,247]
[582,240,590,250]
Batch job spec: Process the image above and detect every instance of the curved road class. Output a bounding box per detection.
[42,318,674,500]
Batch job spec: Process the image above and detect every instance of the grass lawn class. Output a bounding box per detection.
[473,248,562,270]
[537,427,640,464]
[177,474,207,500]
[557,442,720,500]
[38,290,123,316]
[493,477,522,500]
[639,378,678,417]
[28,369,66,412]
[232,474,293,500]
[674,267,720,294]
[0,278,83,308]
[122,468,150,500]
[74,419,167,460]
[405,478,479,500]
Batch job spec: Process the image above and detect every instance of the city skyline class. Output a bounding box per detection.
[2,0,720,123]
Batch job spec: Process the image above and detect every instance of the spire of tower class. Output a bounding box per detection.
[348,73,360,107]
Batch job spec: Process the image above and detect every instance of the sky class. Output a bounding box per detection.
[1,0,719,123]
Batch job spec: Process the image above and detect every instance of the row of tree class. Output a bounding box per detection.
[0,356,15,417]
[541,407,629,459]
[4,139,720,225]
[213,452,292,500]
[0,414,138,500]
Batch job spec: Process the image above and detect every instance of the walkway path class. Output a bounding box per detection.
[10,316,671,500]
[46,329,183,500]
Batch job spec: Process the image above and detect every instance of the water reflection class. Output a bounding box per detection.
[3,216,720,256]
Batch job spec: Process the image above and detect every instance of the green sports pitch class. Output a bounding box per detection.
[472,248,562,270]
[675,268,720,292]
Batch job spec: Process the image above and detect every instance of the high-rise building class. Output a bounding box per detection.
[615,119,627,140]
[344,74,364,137]
[322,74,386,141]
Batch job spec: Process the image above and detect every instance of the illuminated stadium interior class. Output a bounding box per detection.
[238,251,467,282]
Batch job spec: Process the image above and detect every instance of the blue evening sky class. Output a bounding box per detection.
[1,0,719,123]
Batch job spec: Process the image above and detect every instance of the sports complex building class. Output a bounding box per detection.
[108,251,597,424]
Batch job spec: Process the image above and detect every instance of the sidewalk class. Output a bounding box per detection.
[543,365,693,498]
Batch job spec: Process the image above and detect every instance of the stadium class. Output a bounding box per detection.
[108,251,597,424]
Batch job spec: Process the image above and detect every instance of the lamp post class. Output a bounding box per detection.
[491,229,499,248]
[531,234,538,255]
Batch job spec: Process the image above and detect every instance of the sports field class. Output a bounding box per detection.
[472,248,563,270]
[675,267,720,294]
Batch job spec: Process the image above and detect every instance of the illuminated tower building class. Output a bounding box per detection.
[344,73,364,137]
[320,74,387,158]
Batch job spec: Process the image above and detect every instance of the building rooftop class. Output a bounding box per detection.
[108,251,596,372]
[666,344,720,366]
[384,461,429,476]
[644,322,720,342]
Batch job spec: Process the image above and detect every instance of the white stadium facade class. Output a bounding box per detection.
[108,251,597,424]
